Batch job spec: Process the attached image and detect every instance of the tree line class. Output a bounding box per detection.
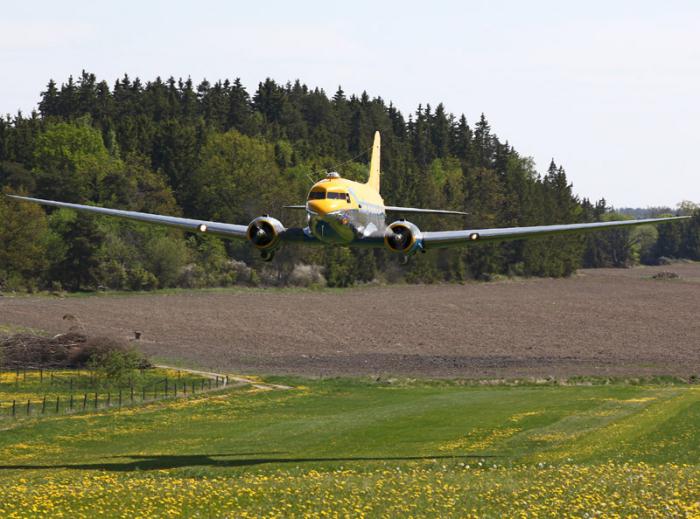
[0,71,698,291]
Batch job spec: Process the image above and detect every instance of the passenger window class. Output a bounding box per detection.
[346,193,351,203]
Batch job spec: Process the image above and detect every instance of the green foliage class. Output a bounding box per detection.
[87,347,145,387]
[33,118,117,202]
[192,130,280,223]
[323,247,355,287]
[0,72,695,292]
[47,211,103,291]
[0,191,49,291]
[683,210,700,260]
[144,235,189,288]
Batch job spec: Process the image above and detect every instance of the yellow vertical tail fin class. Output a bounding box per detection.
[367,131,381,193]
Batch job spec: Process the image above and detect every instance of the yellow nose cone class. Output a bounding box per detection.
[307,199,343,215]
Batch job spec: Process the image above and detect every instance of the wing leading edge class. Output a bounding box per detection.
[422,216,690,249]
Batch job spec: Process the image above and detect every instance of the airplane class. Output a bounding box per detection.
[7,131,690,263]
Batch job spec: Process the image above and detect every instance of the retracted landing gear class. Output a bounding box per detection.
[260,250,275,262]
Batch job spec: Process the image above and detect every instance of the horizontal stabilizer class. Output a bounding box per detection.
[385,206,468,216]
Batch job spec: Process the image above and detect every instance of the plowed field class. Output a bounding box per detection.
[2,263,699,378]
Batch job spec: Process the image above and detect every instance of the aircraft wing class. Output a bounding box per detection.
[422,216,690,249]
[6,195,249,239]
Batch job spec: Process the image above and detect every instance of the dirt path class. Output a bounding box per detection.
[155,364,293,391]
[2,263,699,378]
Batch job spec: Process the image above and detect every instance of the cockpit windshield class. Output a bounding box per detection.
[308,191,350,202]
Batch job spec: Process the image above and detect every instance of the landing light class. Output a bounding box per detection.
[469,233,479,241]
[198,224,208,233]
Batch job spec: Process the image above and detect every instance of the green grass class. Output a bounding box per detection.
[0,377,697,517]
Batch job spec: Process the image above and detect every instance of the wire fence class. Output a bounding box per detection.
[0,368,229,420]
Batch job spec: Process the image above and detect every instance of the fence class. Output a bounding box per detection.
[0,369,230,420]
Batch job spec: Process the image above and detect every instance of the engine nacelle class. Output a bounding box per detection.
[246,216,285,250]
[384,220,423,255]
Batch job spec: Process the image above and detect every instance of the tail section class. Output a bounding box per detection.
[367,131,381,193]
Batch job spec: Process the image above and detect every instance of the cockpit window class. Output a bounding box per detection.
[308,191,325,200]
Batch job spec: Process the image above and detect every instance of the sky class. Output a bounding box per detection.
[1,0,698,208]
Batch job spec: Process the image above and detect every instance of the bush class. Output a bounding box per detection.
[87,346,147,387]
[288,264,326,287]
[0,332,150,372]
[127,266,158,291]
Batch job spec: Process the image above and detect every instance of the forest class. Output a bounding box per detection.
[1,71,698,291]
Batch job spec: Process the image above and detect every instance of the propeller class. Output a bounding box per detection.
[247,220,275,247]
[387,226,412,251]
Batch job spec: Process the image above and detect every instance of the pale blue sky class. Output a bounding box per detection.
[1,0,698,207]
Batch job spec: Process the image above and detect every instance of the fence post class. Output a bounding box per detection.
[107,393,111,407]
[192,381,195,394]
[70,378,73,392]
[165,377,168,396]
[55,396,60,413]
[201,379,205,391]
[70,394,74,410]
[118,390,122,408]
[12,400,16,418]
[94,392,98,409]
[83,393,87,410]
[130,386,134,403]
[26,399,30,416]
[42,396,46,414]
[40,369,43,383]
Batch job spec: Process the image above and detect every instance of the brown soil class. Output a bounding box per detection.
[1,263,699,378]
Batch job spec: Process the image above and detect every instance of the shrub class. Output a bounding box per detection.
[84,339,149,386]
[288,264,326,287]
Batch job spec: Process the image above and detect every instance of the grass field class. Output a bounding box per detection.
[0,377,698,518]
